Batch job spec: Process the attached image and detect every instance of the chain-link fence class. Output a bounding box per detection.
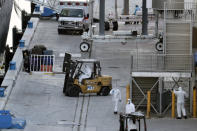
[131,54,193,72]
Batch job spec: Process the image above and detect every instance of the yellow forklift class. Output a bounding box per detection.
[63,53,112,97]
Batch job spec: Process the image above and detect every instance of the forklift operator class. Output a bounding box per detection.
[79,65,92,84]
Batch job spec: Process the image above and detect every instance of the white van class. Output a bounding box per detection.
[58,0,89,34]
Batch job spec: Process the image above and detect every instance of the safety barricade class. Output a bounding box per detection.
[30,55,55,72]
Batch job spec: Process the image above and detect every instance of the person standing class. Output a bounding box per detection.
[173,87,188,119]
[126,99,137,131]
[110,88,121,114]
[133,5,140,15]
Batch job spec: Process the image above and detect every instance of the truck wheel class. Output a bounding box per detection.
[100,86,110,96]
[105,21,110,31]
[80,42,90,52]
[58,29,63,34]
[155,42,163,51]
[69,85,80,97]
[113,21,118,31]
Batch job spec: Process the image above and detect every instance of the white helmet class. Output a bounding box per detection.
[127,99,131,104]
[178,87,182,91]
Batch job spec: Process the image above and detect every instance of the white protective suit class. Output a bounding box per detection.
[79,65,92,83]
[173,87,188,118]
[126,99,137,131]
[110,88,121,114]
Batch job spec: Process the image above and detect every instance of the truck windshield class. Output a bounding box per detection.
[60,9,83,18]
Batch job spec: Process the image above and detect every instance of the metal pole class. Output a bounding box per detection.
[193,87,197,118]
[142,0,148,35]
[126,84,130,103]
[171,92,175,118]
[115,0,118,19]
[89,0,94,37]
[147,91,151,118]
[155,10,159,37]
[123,0,129,15]
[159,77,163,115]
[99,0,105,35]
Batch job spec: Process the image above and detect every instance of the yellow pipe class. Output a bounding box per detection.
[193,87,197,118]
[126,84,130,103]
[147,91,151,118]
[172,92,175,118]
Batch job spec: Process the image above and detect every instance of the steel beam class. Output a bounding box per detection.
[123,0,129,15]
[99,0,105,35]
[142,0,148,35]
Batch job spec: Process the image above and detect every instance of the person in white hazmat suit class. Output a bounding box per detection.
[173,87,188,119]
[110,88,121,114]
[126,99,137,131]
[78,65,92,84]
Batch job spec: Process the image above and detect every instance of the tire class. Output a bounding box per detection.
[69,85,80,97]
[105,21,110,31]
[155,42,163,51]
[58,29,63,34]
[64,86,71,96]
[80,42,90,52]
[113,21,118,31]
[100,86,110,96]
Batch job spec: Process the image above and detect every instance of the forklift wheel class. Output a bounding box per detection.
[112,21,118,31]
[80,42,90,52]
[69,85,80,97]
[58,29,63,34]
[105,21,110,31]
[100,86,110,96]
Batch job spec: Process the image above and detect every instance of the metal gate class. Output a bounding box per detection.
[30,54,55,72]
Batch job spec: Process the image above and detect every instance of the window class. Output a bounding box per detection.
[60,8,83,18]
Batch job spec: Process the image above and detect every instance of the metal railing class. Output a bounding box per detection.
[30,55,55,72]
[131,54,193,72]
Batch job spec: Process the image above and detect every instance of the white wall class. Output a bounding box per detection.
[6,0,31,48]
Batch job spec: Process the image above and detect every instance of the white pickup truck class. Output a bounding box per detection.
[57,0,89,34]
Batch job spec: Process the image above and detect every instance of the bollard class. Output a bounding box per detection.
[19,40,25,48]
[27,21,33,28]
[0,88,5,97]
[146,91,151,118]
[126,84,130,103]
[9,61,16,70]
[172,92,175,118]
[193,87,197,118]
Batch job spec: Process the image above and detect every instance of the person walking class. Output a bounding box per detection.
[110,88,121,114]
[173,87,188,119]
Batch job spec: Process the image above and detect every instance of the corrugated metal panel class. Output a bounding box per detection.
[165,23,191,70]
[152,0,184,10]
